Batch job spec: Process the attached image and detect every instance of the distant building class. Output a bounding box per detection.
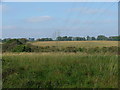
[29,38,35,41]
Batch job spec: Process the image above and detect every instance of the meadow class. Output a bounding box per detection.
[2,41,119,88]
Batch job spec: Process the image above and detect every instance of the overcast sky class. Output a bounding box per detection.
[1,2,118,39]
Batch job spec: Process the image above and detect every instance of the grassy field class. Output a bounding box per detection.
[30,41,118,48]
[3,53,118,88]
[2,41,119,88]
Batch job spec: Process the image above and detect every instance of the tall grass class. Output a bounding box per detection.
[2,53,118,88]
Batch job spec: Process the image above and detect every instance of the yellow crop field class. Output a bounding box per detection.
[30,41,118,48]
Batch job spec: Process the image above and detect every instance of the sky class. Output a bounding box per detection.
[1,2,118,39]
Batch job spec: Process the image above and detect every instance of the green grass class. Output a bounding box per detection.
[2,52,118,88]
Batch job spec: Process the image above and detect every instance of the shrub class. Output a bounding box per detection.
[108,46,118,53]
[12,45,31,52]
[87,47,100,53]
[2,39,23,52]
[64,47,77,53]
[101,47,108,53]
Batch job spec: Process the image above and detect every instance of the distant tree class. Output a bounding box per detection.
[56,36,62,41]
[91,37,96,40]
[87,36,91,40]
[2,38,11,42]
[19,38,28,44]
[63,36,68,41]
[29,38,35,41]
[67,37,72,41]
[0,39,2,42]
[57,36,86,41]
[108,36,120,41]
[97,35,108,40]
[36,38,41,41]
[74,37,85,41]
[83,37,86,41]
[37,38,53,41]
[75,37,80,41]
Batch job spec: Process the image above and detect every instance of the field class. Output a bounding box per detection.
[31,41,118,48]
[2,41,119,88]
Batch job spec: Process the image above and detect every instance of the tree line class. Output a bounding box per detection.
[1,35,120,42]
[56,35,120,41]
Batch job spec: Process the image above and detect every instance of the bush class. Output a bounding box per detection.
[101,47,108,53]
[12,45,31,52]
[2,39,23,52]
[64,47,77,53]
[2,39,30,52]
[108,46,118,53]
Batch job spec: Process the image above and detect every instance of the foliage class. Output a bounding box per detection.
[12,45,31,52]
[97,35,108,40]
[18,38,28,44]
[36,38,53,41]
[2,39,23,52]
[2,39,29,52]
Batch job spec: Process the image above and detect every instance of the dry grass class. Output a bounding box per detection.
[30,41,118,48]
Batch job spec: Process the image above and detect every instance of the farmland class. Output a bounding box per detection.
[31,41,118,48]
[2,41,119,88]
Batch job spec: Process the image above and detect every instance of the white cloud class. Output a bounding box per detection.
[26,16,53,23]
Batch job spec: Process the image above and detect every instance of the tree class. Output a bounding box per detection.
[2,38,11,42]
[67,37,72,41]
[83,37,86,41]
[19,38,28,44]
[108,36,120,41]
[37,38,53,41]
[56,36,62,41]
[63,36,68,41]
[87,36,91,40]
[91,37,96,40]
[97,35,108,40]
